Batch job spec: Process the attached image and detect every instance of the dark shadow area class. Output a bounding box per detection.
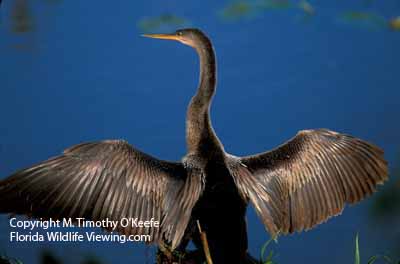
[370,153,400,259]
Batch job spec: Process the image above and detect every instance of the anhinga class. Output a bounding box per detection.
[0,28,388,263]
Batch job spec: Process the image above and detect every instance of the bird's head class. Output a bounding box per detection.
[142,28,210,49]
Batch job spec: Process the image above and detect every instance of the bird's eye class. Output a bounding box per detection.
[177,31,183,36]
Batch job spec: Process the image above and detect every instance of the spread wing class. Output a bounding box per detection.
[234,129,388,236]
[0,140,203,249]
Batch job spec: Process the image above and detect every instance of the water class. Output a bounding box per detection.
[0,1,399,263]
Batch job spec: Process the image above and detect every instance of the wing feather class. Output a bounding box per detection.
[234,129,388,235]
[0,140,203,249]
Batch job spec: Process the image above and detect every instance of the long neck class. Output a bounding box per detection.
[194,43,216,104]
[186,39,221,154]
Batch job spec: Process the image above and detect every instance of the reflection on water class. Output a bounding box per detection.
[340,11,387,30]
[219,0,315,22]
[298,0,314,16]
[11,0,34,33]
[389,16,400,31]
[42,0,63,4]
[258,0,292,10]
[137,14,189,32]
[219,1,254,21]
[218,0,398,32]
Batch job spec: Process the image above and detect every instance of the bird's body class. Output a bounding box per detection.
[173,29,250,261]
[0,28,388,264]
[190,158,249,262]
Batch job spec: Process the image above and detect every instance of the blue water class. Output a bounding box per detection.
[0,1,399,263]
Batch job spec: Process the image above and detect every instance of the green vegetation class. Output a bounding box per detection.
[4,0,399,36]
[354,234,360,264]
[220,1,254,21]
[353,234,399,264]
[340,11,387,29]
[259,236,278,264]
[251,233,400,264]
[137,14,190,32]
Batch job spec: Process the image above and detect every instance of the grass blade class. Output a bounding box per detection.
[354,233,360,264]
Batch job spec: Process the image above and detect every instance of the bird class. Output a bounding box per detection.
[0,28,388,263]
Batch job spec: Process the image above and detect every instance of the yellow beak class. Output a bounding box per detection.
[142,33,180,41]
